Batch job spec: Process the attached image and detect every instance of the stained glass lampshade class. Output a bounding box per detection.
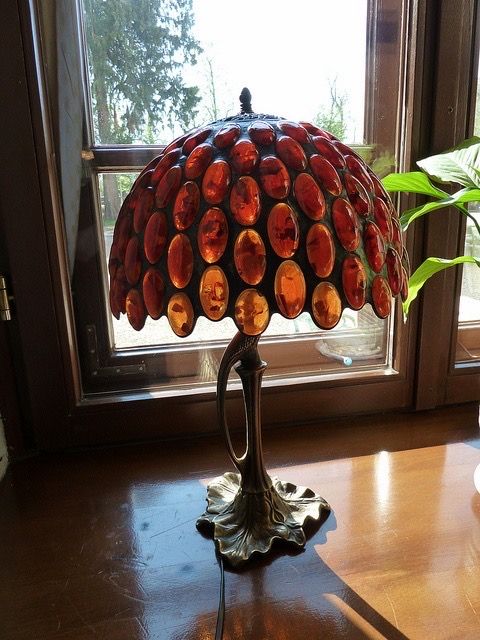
[109,89,409,566]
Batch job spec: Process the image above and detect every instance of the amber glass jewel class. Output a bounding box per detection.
[110,110,406,335]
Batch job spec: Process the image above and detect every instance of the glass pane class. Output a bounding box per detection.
[83,0,367,146]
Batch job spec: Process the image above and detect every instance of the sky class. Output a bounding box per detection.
[183,0,368,142]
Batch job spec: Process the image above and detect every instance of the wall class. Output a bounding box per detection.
[0,416,8,480]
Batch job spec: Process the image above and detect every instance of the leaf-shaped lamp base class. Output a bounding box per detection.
[197,471,330,567]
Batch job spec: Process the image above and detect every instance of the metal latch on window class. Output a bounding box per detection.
[0,276,13,321]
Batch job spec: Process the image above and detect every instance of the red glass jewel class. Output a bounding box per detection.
[248,121,275,146]
[311,136,346,168]
[133,188,154,233]
[275,136,307,171]
[124,237,142,285]
[400,266,409,301]
[199,266,229,320]
[143,268,165,320]
[229,139,260,174]
[332,197,360,252]
[346,155,374,192]
[173,181,200,230]
[391,217,403,254]
[155,165,182,209]
[167,293,194,337]
[214,124,241,149]
[126,288,147,331]
[401,246,410,274]
[312,282,342,329]
[386,248,402,296]
[344,173,371,216]
[278,121,309,144]
[198,207,228,263]
[274,260,306,318]
[342,255,367,310]
[363,222,386,273]
[299,122,326,137]
[112,213,132,262]
[234,229,266,285]
[371,173,389,201]
[135,155,162,184]
[371,276,392,318]
[259,156,290,199]
[294,173,326,220]
[333,140,359,158]
[373,197,392,242]
[151,148,182,186]
[109,265,128,319]
[167,233,194,289]
[267,203,299,258]
[144,211,167,264]
[310,155,342,195]
[234,289,269,336]
[182,127,212,155]
[202,160,231,204]
[306,224,335,278]
[230,176,261,225]
[163,132,189,155]
[184,143,214,180]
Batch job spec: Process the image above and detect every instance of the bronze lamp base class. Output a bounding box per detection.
[197,332,330,567]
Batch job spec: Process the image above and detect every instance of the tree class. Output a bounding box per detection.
[84,0,202,216]
[314,78,348,142]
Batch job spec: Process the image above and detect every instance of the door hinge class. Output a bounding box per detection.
[0,276,13,321]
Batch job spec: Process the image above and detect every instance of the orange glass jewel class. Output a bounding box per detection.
[167,233,194,289]
[126,288,147,331]
[144,211,167,264]
[274,260,306,318]
[199,266,229,320]
[151,148,182,186]
[133,188,154,233]
[202,160,231,204]
[143,268,165,320]
[386,248,402,296]
[155,165,182,209]
[184,143,213,179]
[229,139,259,174]
[124,236,142,285]
[294,173,326,220]
[312,282,342,329]
[267,203,299,258]
[309,155,342,195]
[373,197,392,242]
[306,224,335,277]
[234,229,266,285]
[248,121,275,146]
[198,207,228,263]
[173,181,200,230]
[342,255,367,310]
[371,276,392,318]
[234,289,269,336]
[259,156,291,199]
[182,127,212,155]
[364,222,386,273]
[275,136,307,171]
[346,155,374,192]
[311,136,346,168]
[230,176,261,225]
[278,121,309,144]
[344,173,370,216]
[214,123,241,149]
[332,197,360,251]
[167,293,194,337]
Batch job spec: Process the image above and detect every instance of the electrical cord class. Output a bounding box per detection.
[215,553,225,640]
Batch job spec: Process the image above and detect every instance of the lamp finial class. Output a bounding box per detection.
[239,87,252,114]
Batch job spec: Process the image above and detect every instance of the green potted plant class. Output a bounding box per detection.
[382,137,480,314]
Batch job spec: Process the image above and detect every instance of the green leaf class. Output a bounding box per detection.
[399,187,480,230]
[382,171,448,198]
[403,255,480,315]
[417,138,480,188]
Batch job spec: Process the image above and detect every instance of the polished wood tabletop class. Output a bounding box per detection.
[1,403,480,639]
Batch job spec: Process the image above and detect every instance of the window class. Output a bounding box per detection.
[75,0,408,395]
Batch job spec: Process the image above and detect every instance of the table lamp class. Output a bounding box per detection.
[109,89,409,567]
